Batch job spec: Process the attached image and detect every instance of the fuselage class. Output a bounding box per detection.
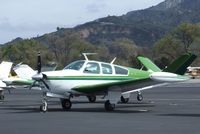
[43,60,150,95]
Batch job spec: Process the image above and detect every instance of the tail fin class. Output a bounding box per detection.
[137,56,161,72]
[13,63,36,80]
[0,61,13,79]
[163,53,197,75]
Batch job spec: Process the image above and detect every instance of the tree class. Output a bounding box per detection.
[154,35,184,59]
[46,32,97,68]
[153,23,200,67]
[0,39,53,68]
[172,23,200,52]
[106,38,141,66]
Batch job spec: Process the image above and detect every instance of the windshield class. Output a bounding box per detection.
[63,60,85,70]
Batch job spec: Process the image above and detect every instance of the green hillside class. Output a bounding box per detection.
[1,0,200,68]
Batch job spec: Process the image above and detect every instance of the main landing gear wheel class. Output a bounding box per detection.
[40,101,48,112]
[120,96,129,103]
[0,95,5,100]
[87,95,96,103]
[0,91,4,100]
[61,99,72,110]
[137,93,143,101]
[104,100,115,111]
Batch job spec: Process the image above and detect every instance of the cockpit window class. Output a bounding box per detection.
[114,66,128,75]
[84,62,100,74]
[63,60,85,70]
[102,63,112,74]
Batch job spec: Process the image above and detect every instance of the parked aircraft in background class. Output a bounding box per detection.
[0,62,58,100]
[187,66,200,79]
[13,62,57,80]
[3,62,58,86]
[0,61,13,100]
[12,53,196,112]
[0,61,36,100]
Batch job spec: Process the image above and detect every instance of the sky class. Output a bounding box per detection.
[0,0,164,44]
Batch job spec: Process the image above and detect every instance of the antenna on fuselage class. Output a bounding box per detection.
[82,53,97,61]
[140,65,144,70]
[110,57,117,64]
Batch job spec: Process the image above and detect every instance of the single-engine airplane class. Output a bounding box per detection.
[13,53,196,112]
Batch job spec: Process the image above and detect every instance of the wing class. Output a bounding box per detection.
[3,78,34,86]
[72,78,162,94]
[13,64,36,80]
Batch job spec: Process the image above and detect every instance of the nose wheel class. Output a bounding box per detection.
[40,92,48,112]
[40,101,48,112]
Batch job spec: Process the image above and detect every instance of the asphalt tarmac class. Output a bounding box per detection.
[0,79,200,134]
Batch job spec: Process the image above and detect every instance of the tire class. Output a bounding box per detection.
[137,94,143,101]
[61,99,72,110]
[40,102,48,112]
[120,96,129,103]
[87,95,96,103]
[104,100,115,111]
[0,95,5,100]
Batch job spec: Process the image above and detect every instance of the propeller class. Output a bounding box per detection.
[37,52,42,74]
[30,52,50,91]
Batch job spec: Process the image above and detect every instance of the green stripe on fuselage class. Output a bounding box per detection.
[47,76,134,81]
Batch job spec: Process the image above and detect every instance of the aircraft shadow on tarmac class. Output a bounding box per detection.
[158,113,200,118]
[0,101,155,114]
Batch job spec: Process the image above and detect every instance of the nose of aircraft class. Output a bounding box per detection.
[32,73,44,81]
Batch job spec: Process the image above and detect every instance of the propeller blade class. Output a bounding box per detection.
[37,52,41,74]
[41,79,50,90]
[29,81,37,90]
[34,52,50,91]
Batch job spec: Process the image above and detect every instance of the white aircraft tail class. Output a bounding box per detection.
[13,64,36,80]
[0,61,13,79]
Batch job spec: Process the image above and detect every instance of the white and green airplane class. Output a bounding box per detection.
[0,61,18,100]
[11,53,196,112]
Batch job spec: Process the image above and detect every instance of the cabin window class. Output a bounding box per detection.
[114,66,128,75]
[101,63,112,74]
[84,62,100,74]
[63,60,85,70]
